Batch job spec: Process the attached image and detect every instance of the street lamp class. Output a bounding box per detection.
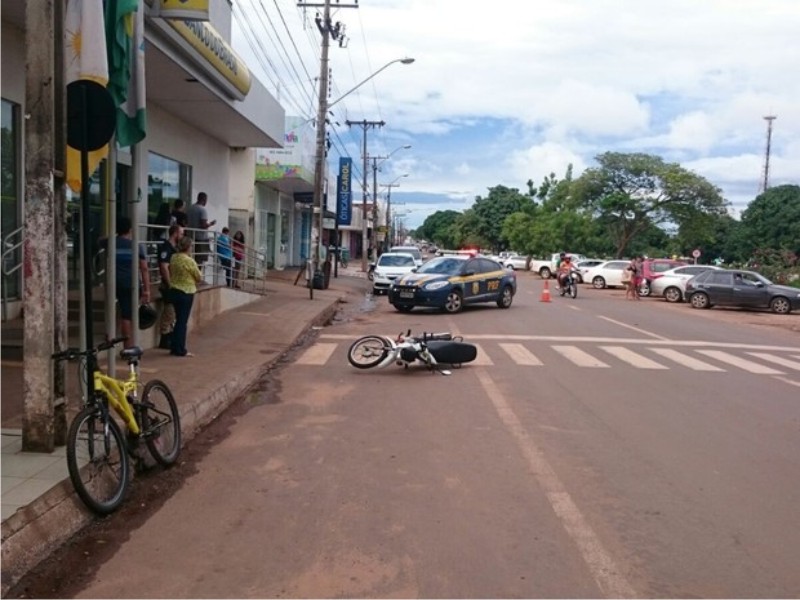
[381,173,408,251]
[329,58,415,110]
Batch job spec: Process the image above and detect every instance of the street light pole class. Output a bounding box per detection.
[380,173,408,251]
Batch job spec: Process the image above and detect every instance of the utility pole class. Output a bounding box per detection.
[761,115,777,193]
[346,119,384,271]
[381,182,402,251]
[299,0,356,290]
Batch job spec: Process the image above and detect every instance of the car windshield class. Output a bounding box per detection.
[416,257,465,275]
[378,254,416,267]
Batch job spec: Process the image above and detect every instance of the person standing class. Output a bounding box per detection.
[186,192,216,265]
[630,256,645,300]
[113,216,151,348]
[157,224,183,349]
[169,236,203,357]
[232,230,245,288]
[170,198,188,228]
[217,226,233,287]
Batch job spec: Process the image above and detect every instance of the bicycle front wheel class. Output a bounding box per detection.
[66,405,130,515]
[141,379,182,466]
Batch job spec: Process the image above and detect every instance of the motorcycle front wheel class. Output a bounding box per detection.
[347,335,392,369]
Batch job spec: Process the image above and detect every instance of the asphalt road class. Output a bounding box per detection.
[12,274,800,598]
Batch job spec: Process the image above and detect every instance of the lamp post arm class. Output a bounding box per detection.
[328,58,414,110]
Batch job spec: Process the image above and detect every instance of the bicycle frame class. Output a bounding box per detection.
[92,363,141,436]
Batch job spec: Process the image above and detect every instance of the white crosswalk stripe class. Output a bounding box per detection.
[600,346,668,369]
[296,343,338,365]
[471,343,494,366]
[499,343,543,366]
[695,350,784,375]
[746,352,800,371]
[552,345,610,368]
[649,348,725,371]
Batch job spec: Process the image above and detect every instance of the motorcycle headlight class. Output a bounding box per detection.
[424,280,449,291]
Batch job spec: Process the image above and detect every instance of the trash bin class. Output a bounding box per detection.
[322,259,332,289]
[312,270,325,290]
[339,247,350,264]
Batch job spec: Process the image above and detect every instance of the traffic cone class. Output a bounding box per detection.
[540,280,551,302]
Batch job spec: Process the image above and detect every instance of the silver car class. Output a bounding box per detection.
[650,265,723,302]
[372,252,418,295]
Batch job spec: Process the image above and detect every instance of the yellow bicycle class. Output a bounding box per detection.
[52,337,181,514]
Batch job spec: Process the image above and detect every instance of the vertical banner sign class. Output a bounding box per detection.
[337,157,352,225]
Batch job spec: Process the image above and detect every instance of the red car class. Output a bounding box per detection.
[639,258,687,296]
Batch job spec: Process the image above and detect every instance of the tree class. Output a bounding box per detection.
[461,185,535,251]
[571,152,728,258]
[415,210,462,250]
[738,184,800,256]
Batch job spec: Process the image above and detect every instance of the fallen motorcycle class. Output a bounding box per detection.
[347,330,477,375]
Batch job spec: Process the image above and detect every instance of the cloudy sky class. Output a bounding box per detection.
[232,0,799,229]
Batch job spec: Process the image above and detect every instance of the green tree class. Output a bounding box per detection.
[572,152,728,258]
[738,184,800,255]
[415,210,462,250]
[462,185,536,252]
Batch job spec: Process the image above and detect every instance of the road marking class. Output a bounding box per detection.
[598,316,671,340]
[774,376,800,388]
[475,369,638,598]
[552,346,610,368]
[499,343,543,366]
[649,348,725,372]
[695,350,784,375]
[600,346,668,369]
[747,352,800,371]
[296,343,337,365]
[471,343,494,366]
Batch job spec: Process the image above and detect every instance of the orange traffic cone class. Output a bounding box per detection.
[540,280,551,303]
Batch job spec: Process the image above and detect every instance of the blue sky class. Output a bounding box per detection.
[233,0,799,230]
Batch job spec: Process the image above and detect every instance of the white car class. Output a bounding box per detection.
[651,265,723,302]
[389,246,424,267]
[501,254,529,270]
[574,258,604,283]
[372,252,418,295]
[584,260,631,289]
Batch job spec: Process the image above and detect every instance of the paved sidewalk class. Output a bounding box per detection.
[0,267,368,594]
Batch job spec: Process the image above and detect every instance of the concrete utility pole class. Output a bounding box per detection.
[299,0,356,286]
[381,179,405,252]
[346,119,384,271]
[23,0,60,452]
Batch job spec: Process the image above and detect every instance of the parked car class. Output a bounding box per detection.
[501,254,529,270]
[372,252,418,295]
[651,265,723,302]
[584,260,631,289]
[529,253,588,279]
[684,269,800,314]
[389,245,424,267]
[388,255,516,313]
[638,258,688,296]
[573,258,604,283]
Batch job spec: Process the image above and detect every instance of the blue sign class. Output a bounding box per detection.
[337,157,352,225]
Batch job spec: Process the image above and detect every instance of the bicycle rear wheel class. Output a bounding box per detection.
[66,404,130,515]
[141,379,182,466]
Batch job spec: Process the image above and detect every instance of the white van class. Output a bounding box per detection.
[390,246,424,267]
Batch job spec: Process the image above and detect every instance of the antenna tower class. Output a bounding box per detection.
[760,115,776,193]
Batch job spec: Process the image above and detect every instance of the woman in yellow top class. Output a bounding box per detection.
[169,236,203,357]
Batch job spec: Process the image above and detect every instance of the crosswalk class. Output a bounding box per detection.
[300,335,800,377]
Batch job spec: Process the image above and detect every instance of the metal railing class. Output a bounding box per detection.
[2,226,24,322]
[140,225,271,296]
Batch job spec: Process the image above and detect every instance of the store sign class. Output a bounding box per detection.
[155,0,210,20]
[337,157,352,225]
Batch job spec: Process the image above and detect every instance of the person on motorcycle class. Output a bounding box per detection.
[557,254,574,288]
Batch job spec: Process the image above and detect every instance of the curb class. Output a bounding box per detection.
[0,295,342,596]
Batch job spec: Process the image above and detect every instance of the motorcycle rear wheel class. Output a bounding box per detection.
[347,335,392,369]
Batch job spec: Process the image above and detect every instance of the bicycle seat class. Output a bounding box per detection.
[120,346,144,360]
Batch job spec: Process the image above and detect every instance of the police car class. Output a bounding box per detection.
[388,255,516,313]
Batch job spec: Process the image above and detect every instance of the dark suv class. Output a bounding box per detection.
[639,258,686,296]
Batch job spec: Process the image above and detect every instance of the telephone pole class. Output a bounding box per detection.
[760,115,777,193]
[298,0,356,289]
[346,119,385,271]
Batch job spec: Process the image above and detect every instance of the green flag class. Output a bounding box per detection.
[106,0,146,147]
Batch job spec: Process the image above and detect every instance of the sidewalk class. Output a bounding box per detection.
[1,266,368,594]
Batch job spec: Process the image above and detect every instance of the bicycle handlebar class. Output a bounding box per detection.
[51,336,128,361]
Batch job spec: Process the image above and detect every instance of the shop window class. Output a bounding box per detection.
[147,152,191,239]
